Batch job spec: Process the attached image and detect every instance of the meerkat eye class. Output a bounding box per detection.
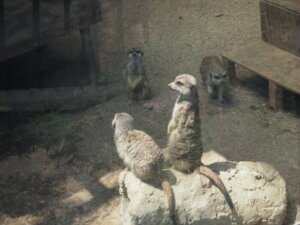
[223,74,228,78]
[176,81,183,86]
[214,76,220,79]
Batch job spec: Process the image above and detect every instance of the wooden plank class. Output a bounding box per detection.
[262,0,300,14]
[0,84,119,111]
[260,0,300,57]
[32,0,40,39]
[0,0,4,48]
[223,41,300,95]
[269,80,283,110]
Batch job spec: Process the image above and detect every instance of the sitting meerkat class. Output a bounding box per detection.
[124,48,151,101]
[200,56,228,103]
[165,74,240,222]
[112,113,177,225]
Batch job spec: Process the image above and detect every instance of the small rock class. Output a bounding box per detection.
[143,102,165,112]
[121,156,287,225]
[143,103,153,110]
[249,105,258,110]
[214,13,224,17]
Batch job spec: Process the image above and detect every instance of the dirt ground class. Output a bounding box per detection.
[0,0,299,225]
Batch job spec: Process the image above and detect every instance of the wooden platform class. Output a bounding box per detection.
[222,41,300,110]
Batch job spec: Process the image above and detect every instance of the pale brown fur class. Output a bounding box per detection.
[200,56,228,103]
[112,113,177,225]
[165,74,240,222]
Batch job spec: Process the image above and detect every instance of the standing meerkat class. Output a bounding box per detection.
[124,48,151,101]
[112,113,177,225]
[200,56,228,103]
[165,74,240,222]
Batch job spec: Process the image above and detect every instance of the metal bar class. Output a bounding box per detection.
[64,0,71,32]
[0,0,5,48]
[80,27,99,86]
[90,0,97,23]
[32,0,40,39]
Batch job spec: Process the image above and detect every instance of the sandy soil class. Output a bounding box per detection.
[0,0,299,225]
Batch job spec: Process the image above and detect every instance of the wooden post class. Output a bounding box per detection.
[0,0,5,49]
[222,56,236,81]
[32,0,40,39]
[269,80,283,111]
[64,0,71,32]
[80,27,99,86]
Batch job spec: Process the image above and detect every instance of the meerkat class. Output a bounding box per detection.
[165,74,240,222]
[112,113,177,225]
[124,48,151,101]
[200,56,228,103]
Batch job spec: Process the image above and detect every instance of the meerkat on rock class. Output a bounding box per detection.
[124,48,151,101]
[112,113,177,225]
[165,74,240,223]
[200,56,229,103]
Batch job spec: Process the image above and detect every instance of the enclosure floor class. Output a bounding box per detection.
[0,0,299,225]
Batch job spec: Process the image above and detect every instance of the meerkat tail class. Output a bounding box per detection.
[161,180,178,225]
[197,165,240,223]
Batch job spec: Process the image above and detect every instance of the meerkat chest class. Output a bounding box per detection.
[127,63,144,76]
[172,101,190,121]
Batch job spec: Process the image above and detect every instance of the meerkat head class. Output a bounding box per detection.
[168,74,198,96]
[112,112,134,132]
[127,48,144,62]
[210,66,228,86]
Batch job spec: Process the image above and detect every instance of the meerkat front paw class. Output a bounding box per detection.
[118,169,129,198]
[167,120,176,135]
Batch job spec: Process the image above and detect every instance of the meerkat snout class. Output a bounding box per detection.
[210,67,228,86]
[112,113,134,130]
[168,82,176,90]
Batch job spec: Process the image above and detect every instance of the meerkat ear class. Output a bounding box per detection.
[190,85,198,95]
[127,49,133,57]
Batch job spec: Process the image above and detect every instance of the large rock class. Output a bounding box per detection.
[120,152,287,225]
